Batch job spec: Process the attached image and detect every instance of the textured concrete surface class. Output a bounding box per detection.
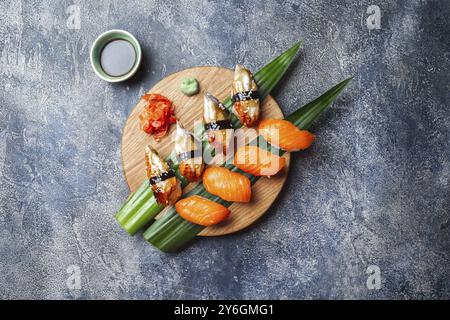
[0,0,449,299]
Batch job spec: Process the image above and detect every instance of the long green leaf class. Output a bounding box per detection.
[286,77,353,129]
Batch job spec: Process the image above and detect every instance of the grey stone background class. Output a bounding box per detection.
[0,0,448,299]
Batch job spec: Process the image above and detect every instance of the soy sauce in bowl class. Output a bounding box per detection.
[100,39,136,77]
[90,30,142,82]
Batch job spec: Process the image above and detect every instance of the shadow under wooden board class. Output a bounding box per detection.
[121,66,290,236]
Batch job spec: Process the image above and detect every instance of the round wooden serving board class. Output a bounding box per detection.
[121,66,290,236]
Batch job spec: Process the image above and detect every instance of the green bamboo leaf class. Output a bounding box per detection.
[286,77,353,129]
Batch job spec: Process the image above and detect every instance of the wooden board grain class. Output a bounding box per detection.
[121,66,290,236]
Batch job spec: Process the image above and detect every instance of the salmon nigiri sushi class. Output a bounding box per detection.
[234,145,286,177]
[203,167,251,202]
[258,119,315,152]
[175,195,230,226]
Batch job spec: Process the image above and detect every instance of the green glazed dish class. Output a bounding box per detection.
[90,29,142,82]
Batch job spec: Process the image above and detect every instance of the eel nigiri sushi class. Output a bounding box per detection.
[203,93,234,155]
[175,195,230,226]
[231,64,260,127]
[258,119,315,152]
[202,166,251,202]
[145,145,182,205]
[174,121,205,182]
[234,145,286,177]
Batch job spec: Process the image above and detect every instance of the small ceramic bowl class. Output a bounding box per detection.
[90,29,142,83]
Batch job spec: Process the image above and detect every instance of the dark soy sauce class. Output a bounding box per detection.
[100,40,136,77]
